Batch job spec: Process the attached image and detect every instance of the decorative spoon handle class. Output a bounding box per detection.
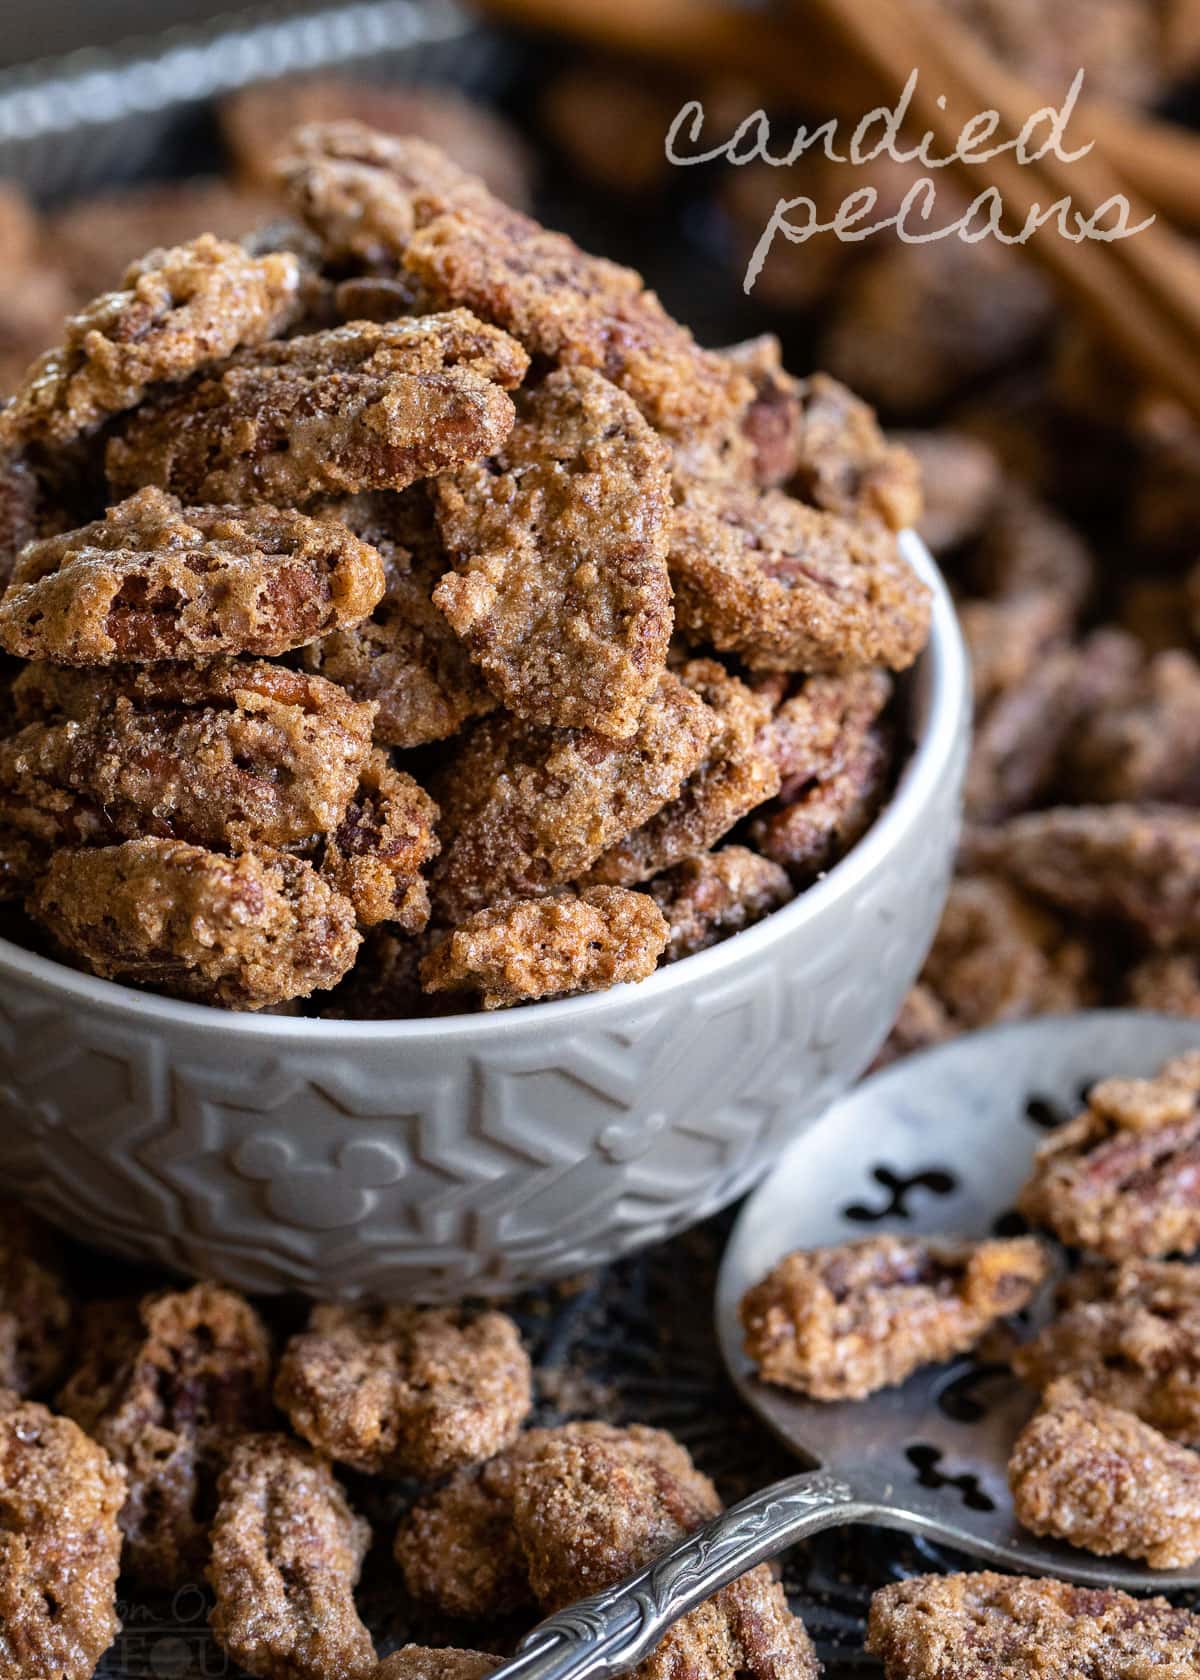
[487,1470,870,1680]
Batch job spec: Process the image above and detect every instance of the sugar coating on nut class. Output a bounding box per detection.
[278,124,495,268]
[3,659,376,853]
[430,675,713,921]
[750,667,893,880]
[649,846,793,963]
[669,480,929,674]
[395,1445,535,1618]
[208,1433,375,1680]
[0,234,302,446]
[1014,1261,1200,1444]
[421,887,669,1009]
[0,1393,125,1680]
[373,1650,500,1680]
[433,366,673,738]
[319,750,439,932]
[583,660,780,887]
[34,837,361,1010]
[301,489,494,748]
[276,1304,531,1477]
[967,804,1200,948]
[866,1570,1200,1679]
[56,1281,272,1585]
[1018,1050,1200,1260]
[281,126,752,444]
[740,1234,1048,1400]
[0,488,386,665]
[789,372,922,532]
[1009,1380,1200,1569]
[0,1206,73,1397]
[507,1420,722,1608]
[107,312,528,507]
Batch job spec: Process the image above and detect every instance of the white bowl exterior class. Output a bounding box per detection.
[0,536,968,1299]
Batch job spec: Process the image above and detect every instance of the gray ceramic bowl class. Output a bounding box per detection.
[0,534,968,1299]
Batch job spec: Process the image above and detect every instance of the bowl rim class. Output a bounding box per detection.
[0,532,968,1043]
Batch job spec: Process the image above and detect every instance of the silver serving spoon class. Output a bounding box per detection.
[489,1011,1200,1680]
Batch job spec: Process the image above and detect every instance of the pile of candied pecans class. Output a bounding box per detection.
[1,1205,829,1680]
[0,123,932,1015]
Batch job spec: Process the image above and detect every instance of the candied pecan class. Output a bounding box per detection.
[818,235,1054,416]
[434,366,673,737]
[866,1570,1200,1679]
[334,274,427,323]
[507,1421,721,1608]
[106,312,529,508]
[749,670,894,881]
[648,846,793,962]
[507,1423,820,1680]
[916,875,1095,1032]
[280,127,751,441]
[1017,1050,1200,1260]
[583,661,780,885]
[965,631,1140,823]
[2,660,375,852]
[275,1304,531,1476]
[374,1650,499,1680]
[56,1282,272,1586]
[395,1445,535,1617]
[1127,951,1200,1017]
[788,372,922,532]
[967,485,1094,615]
[33,838,360,1009]
[0,235,301,447]
[740,1234,1048,1400]
[46,180,277,300]
[958,591,1072,713]
[763,668,892,788]
[967,804,1200,947]
[0,1393,125,1680]
[0,488,386,665]
[429,675,713,921]
[0,453,39,590]
[319,751,438,932]
[400,1420,768,1665]
[302,489,494,747]
[208,1433,375,1680]
[1014,1261,1200,1444]
[225,78,532,206]
[1065,649,1200,804]
[717,335,805,488]
[1009,1380,1200,1569]
[421,886,669,1008]
[278,125,495,267]
[895,430,1000,555]
[669,480,930,674]
[0,1207,72,1396]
